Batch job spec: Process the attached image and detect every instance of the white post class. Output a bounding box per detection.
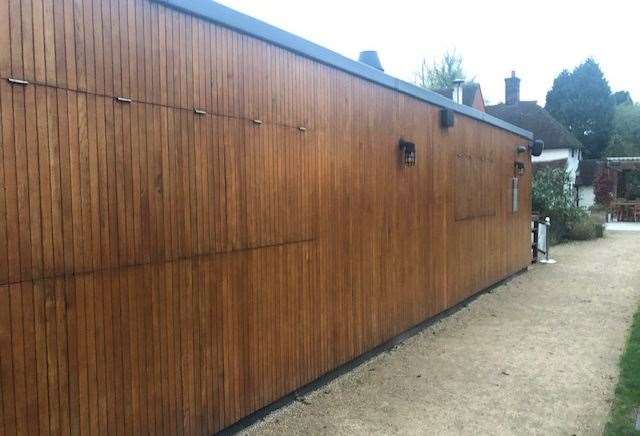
[539,217,557,264]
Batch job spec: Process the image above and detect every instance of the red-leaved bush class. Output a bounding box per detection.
[594,168,614,207]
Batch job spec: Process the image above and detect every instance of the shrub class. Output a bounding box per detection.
[533,167,598,242]
[567,216,605,240]
[594,221,605,238]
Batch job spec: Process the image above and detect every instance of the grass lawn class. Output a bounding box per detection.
[605,306,640,435]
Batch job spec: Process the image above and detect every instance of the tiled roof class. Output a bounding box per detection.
[486,101,580,149]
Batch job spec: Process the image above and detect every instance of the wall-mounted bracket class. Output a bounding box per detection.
[8,78,29,86]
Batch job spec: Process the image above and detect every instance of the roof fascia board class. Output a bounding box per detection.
[154,0,534,140]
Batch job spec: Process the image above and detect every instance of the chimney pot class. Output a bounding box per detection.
[358,51,384,71]
[505,71,520,105]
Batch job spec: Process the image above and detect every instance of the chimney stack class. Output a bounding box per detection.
[358,51,384,71]
[505,70,520,105]
[452,78,465,104]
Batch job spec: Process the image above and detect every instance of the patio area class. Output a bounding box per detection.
[607,157,640,222]
[606,222,640,231]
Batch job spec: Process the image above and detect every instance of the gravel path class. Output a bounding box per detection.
[241,231,640,435]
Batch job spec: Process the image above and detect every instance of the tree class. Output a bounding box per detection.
[545,58,614,159]
[613,90,633,106]
[415,50,469,90]
[605,103,640,157]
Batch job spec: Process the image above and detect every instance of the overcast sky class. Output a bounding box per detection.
[215,0,638,106]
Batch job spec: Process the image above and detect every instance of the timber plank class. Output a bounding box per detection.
[0,0,10,78]
[0,285,16,436]
[12,85,33,282]
[0,86,9,284]
[35,86,55,278]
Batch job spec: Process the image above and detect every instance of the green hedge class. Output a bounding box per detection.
[567,215,605,240]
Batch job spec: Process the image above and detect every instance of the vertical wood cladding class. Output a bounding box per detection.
[454,144,498,221]
[0,0,532,434]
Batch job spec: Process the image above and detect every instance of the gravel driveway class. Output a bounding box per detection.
[241,231,640,435]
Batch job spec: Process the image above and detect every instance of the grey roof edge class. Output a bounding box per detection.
[153,0,534,141]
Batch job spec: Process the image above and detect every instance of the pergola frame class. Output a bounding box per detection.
[606,157,640,200]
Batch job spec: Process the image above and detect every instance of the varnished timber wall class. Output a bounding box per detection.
[0,0,533,434]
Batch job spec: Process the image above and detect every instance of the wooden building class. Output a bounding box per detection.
[0,0,534,434]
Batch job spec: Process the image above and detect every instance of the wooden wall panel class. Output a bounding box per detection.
[0,0,533,434]
[0,81,316,285]
[454,142,497,221]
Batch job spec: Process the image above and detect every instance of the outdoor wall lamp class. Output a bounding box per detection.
[399,139,416,167]
[514,160,525,176]
[530,139,544,157]
[440,108,455,128]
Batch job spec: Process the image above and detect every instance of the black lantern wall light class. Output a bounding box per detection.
[530,139,544,157]
[510,139,544,213]
[399,139,416,167]
[513,139,544,176]
[440,108,455,128]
